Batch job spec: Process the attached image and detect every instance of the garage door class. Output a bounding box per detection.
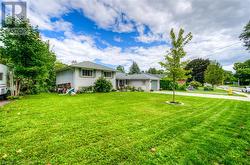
[151,80,158,91]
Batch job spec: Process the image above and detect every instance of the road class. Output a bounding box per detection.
[154,91,250,102]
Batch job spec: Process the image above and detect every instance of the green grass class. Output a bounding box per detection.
[1,93,250,164]
[186,87,245,97]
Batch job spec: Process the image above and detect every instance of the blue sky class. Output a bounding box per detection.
[2,0,250,71]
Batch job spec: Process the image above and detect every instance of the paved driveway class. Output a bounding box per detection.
[154,91,250,102]
[0,100,10,107]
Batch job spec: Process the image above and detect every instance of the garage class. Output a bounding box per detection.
[151,80,158,91]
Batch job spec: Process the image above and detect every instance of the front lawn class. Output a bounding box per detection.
[1,93,250,164]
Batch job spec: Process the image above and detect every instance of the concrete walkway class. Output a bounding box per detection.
[0,100,10,107]
[154,91,250,102]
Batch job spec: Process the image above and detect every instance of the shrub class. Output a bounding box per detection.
[204,86,214,91]
[93,77,113,92]
[177,84,187,91]
[78,86,93,93]
[190,81,202,89]
[160,80,178,90]
[137,87,144,92]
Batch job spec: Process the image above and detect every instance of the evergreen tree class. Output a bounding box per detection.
[129,61,140,74]
[116,65,125,73]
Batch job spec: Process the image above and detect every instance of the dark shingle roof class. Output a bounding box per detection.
[116,73,160,80]
[70,61,115,71]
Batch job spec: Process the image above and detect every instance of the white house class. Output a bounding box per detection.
[56,61,116,91]
[56,61,161,92]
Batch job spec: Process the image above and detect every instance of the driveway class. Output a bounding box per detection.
[154,91,250,102]
[0,100,10,107]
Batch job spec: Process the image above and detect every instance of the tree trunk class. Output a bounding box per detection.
[172,76,176,103]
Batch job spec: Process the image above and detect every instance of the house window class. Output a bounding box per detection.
[0,73,3,81]
[82,70,93,77]
[104,72,112,78]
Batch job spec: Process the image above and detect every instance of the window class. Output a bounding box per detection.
[82,70,93,77]
[0,73,3,81]
[104,72,112,78]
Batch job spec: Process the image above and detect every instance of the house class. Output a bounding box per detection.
[56,61,160,92]
[56,61,116,91]
[116,72,160,91]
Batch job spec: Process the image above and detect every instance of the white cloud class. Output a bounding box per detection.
[20,0,250,71]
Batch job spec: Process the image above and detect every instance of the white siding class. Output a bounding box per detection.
[73,68,116,91]
[0,64,8,86]
[56,69,74,86]
[129,80,151,91]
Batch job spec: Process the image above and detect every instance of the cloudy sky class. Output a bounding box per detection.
[3,0,250,71]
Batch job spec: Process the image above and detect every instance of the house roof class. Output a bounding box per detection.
[57,61,116,72]
[71,61,116,71]
[116,72,160,80]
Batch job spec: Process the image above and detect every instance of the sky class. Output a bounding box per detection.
[1,0,250,71]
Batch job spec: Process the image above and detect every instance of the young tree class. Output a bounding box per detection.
[116,65,125,73]
[0,18,56,95]
[129,61,140,74]
[160,28,192,103]
[239,20,250,50]
[185,58,210,84]
[204,62,224,87]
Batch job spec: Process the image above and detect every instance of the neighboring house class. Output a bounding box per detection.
[56,61,116,91]
[56,61,161,92]
[116,73,160,91]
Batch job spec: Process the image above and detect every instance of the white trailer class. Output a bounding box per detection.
[0,64,10,98]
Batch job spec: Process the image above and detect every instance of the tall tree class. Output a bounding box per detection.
[239,20,250,50]
[160,28,192,103]
[0,17,56,95]
[129,61,140,74]
[147,68,164,74]
[185,58,210,84]
[116,65,125,73]
[204,62,224,87]
[234,59,250,85]
[223,70,236,84]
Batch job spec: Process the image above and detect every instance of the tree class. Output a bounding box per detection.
[129,61,140,74]
[116,65,125,73]
[160,28,192,103]
[234,59,250,85]
[147,68,164,74]
[55,60,67,71]
[0,17,56,95]
[223,70,236,84]
[239,20,250,50]
[204,62,224,87]
[185,58,210,84]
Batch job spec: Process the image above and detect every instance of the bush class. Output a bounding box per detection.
[160,80,178,90]
[137,87,144,92]
[177,84,187,91]
[204,86,214,91]
[189,81,202,89]
[93,77,113,93]
[78,86,93,93]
